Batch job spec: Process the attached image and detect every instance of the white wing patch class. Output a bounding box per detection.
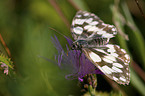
[113,76,119,81]
[89,21,99,25]
[84,13,89,16]
[85,18,93,23]
[76,15,82,17]
[106,44,116,53]
[95,49,108,54]
[97,30,107,35]
[84,25,92,30]
[73,19,86,25]
[121,49,126,53]
[89,52,101,62]
[113,63,123,68]
[119,77,126,82]
[110,53,118,57]
[102,33,114,38]
[103,58,113,63]
[103,55,116,62]
[112,66,123,73]
[101,66,115,74]
[87,26,98,31]
[73,27,83,34]
[125,54,130,60]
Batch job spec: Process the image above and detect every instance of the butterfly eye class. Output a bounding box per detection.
[73,45,76,48]
[71,44,76,50]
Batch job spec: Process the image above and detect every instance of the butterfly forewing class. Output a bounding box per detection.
[82,44,130,85]
[71,11,117,41]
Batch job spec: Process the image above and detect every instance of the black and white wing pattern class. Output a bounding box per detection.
[71,11,117,41]
[82,44,130,85]
[70,10,130,85]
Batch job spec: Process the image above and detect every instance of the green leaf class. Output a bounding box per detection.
[121,2,145,69]
[130,69,145,96]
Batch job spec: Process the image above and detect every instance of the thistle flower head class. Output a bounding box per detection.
[52,35,103,80]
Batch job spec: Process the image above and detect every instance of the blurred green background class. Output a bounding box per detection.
[0,0,145,96]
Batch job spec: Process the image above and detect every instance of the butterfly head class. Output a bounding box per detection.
[71,42,82,50]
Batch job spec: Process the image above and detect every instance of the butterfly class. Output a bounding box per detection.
[70,10,130,85]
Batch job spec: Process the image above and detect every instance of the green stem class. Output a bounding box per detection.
[88,85,95,96]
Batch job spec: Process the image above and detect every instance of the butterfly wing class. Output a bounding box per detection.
[71,11,130,84]
[82,44,130,85]
[71,11,117,41]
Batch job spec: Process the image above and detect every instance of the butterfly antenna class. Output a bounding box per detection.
[48,27,70,40]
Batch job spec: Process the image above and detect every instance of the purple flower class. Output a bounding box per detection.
[52,35,103,80]
[0,62,9,75]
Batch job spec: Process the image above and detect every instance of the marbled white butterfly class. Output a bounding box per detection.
[70,11,130,85]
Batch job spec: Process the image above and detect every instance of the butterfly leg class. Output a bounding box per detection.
[78,50,83,72]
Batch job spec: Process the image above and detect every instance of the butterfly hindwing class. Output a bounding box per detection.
[71,11,117,40]
[82,44,130,85]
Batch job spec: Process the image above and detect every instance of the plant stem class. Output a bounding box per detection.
[0,33,11,57]
[88,85,95,96]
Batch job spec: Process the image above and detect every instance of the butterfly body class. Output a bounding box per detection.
[71,35,110,49]
[71,10,130,85]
